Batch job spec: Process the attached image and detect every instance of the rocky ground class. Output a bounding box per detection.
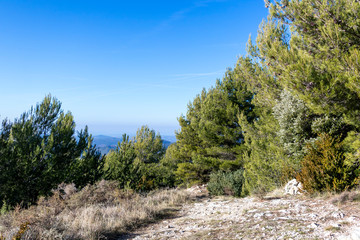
[120,186,360,240]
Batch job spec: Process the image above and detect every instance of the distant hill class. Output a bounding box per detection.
[93,135,173,155]
[162,135,177,143]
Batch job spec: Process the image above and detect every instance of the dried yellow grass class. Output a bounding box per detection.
[0,180,191,240]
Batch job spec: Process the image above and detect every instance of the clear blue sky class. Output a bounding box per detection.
[0,0,268,136]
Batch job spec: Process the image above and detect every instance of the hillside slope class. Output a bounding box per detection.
[1,184,360,240]
[123,187,360,240]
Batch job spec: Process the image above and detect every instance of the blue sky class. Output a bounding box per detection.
[0,0,268,136]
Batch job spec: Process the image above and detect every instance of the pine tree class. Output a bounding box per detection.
[104,134,139,189]
[170,69,254,185]
[104,126,174,190]
[257,0,360,127]
[0,95,104,207]
[239,0,360,193]
[134,125,165,163]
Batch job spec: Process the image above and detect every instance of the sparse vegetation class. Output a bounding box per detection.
[0,181,191,240]
[331,189,360,205]
[207,169,245,197]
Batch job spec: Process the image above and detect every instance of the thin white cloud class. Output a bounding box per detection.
[153,0,229,32]
[170,70,223,78]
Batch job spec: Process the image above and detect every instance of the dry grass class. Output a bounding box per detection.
[0,180,191,240]
[331,190,360,204]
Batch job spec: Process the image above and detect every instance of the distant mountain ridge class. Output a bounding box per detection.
[93,135,174,155]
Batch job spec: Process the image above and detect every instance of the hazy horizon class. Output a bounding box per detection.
[78,123,179,138]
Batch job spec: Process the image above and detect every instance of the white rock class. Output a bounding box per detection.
[331,211,345,219]
[307,213,318,219]
[254,212,265,218]
[309,222,320,228]
[331,223,341,228]
[284,179,303,195]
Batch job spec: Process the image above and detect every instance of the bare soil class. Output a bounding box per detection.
[120,186,360,240]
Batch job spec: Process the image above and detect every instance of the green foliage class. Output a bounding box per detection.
[236,0,360,194]
[311,115,352,139]
[273,90,315,160]
[175,71,254,160]
[241,111,290,194]
[136,163,175,191]
[169,70,255,186]
[68,127,105,189]
[168,0,360,195]
[104,126,174,191]
[161,143,183,169]
[134,125,165,163]
[297,133,360,193]
[0,200,9,216]
[272,90,354,171]
[175,155,221,186]
[104,134,139,189]
[175,154,242,186]
[207,169,245,197]
[343,131,360,166]
[0,95,104,207]
[258,0,360,127]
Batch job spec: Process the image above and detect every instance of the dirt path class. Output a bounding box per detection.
[121,188,360,240]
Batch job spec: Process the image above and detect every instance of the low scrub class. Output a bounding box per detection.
[296,133,359,193]
[0,180,190,240]
[207,169,245,197]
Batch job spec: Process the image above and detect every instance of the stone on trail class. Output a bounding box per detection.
[284,179,303,195]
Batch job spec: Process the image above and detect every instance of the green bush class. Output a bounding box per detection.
[136,163,175,191]
[104,131,175,192]
[175,154,243,186]
[207,169,245,197]
[0,200,9,215]
[175,155,222,186]
[297,133,360,193]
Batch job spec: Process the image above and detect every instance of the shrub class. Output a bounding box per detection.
[175,155,222,186]
[273,90,314,160]
[136,163,176,191]
[0,201,9,216]
[297,133,360,193]
[207,169,245,197]
[0,181,191,240]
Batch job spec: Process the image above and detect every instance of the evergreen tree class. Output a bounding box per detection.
[0,95,104,207]
[104,134,139,189]
[176,70,254,160]
[171,69,254,185]
[238,0,360,193]
[256,0,360,127]
[134,125,165,163]
[105,126,174,190]
[69,127,105,189]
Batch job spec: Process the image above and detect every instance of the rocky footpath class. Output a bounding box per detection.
[121,186,360,240]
